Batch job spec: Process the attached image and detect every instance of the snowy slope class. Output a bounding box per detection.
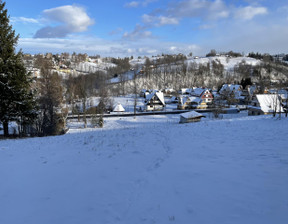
[1,115,288,224]
[74,61,116,74]
[186,56,261,70]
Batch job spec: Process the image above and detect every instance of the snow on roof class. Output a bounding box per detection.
[189,96,201,103]
[113,103,125,112]
[220,84,242,93]
[180,111,204,119]
[145,90,165,105]
[192,87,206,96]
[256,94,284,113]
[179,96,201,105]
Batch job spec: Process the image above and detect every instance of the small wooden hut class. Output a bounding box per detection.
[179,111,205,123]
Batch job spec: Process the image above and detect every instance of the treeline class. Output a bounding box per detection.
[206,49,242,57]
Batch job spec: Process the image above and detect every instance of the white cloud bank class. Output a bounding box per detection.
[34,5,94,38]
[234,6,268,20]
[18,36,200,57]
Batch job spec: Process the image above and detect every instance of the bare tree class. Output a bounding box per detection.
[36,67,65,136]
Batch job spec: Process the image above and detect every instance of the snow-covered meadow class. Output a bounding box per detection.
[1,114,288,224]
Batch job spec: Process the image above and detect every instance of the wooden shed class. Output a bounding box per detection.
[179,111,205,123]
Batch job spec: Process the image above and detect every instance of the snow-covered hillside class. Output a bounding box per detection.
[74,60,116,74]
[1,115,288,224]
[186,56,261,70]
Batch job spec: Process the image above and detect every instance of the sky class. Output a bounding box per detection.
[4,0,288,57]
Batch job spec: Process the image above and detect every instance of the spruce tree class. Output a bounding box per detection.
[0,0,37,137]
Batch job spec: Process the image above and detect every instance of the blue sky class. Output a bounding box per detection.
[5,0,288,57]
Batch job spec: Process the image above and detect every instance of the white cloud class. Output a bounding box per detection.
[200,20,288,55]
[125,0,158,8]
[168,0,229,20]
[125,1,140,8]
[234,6,268,20]
[142,14,155,24]
[11,17,40,24]
[158,16,179,26]
[34,5,94,38]
[142,14,179,26]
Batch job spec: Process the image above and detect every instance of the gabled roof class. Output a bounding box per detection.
[192,87,206,96]
[256,94,284,113]
[113,103,125,112]
[200,89,213,98]
[145,90,165,105]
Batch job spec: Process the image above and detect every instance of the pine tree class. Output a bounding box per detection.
[0,0,37,137]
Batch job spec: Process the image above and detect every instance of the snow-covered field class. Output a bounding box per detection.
[1,115,288,224]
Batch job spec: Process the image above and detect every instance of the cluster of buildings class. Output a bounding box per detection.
[140,84,288,116]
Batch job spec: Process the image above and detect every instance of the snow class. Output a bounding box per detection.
[256,94,284,113]
[145,91,165,106]
[186,56,261,71]
[180,110,204,119]
[113,103,125,112]
[1,115,288,224]
[74,61,116,74]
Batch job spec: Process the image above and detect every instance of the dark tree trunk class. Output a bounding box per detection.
[3,121,9,137]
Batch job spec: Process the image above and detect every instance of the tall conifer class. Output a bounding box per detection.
[0,0,37,137]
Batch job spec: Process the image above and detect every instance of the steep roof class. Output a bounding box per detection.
[145,90,165,105]
[113,103,125,112]
[256,94,284,113]
[192,87,206,96]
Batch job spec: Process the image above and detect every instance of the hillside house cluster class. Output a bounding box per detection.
[140,85,288,115]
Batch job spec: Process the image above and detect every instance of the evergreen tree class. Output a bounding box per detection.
[0,0,37,137]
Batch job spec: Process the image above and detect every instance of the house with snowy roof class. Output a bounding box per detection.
[190,88,214,103]
[248,94,284,116]
[191,87,206,97]
[178,96,201,110]
[219,84,243,99]
[144,91,165,111]
[199,89,214,104]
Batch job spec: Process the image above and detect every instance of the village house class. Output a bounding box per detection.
[248,94,284,115]
[220,84,243,99]
[199,89,214,104]
[144,91,165,111]
[190,88,214,103]
[178,96,201,110]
